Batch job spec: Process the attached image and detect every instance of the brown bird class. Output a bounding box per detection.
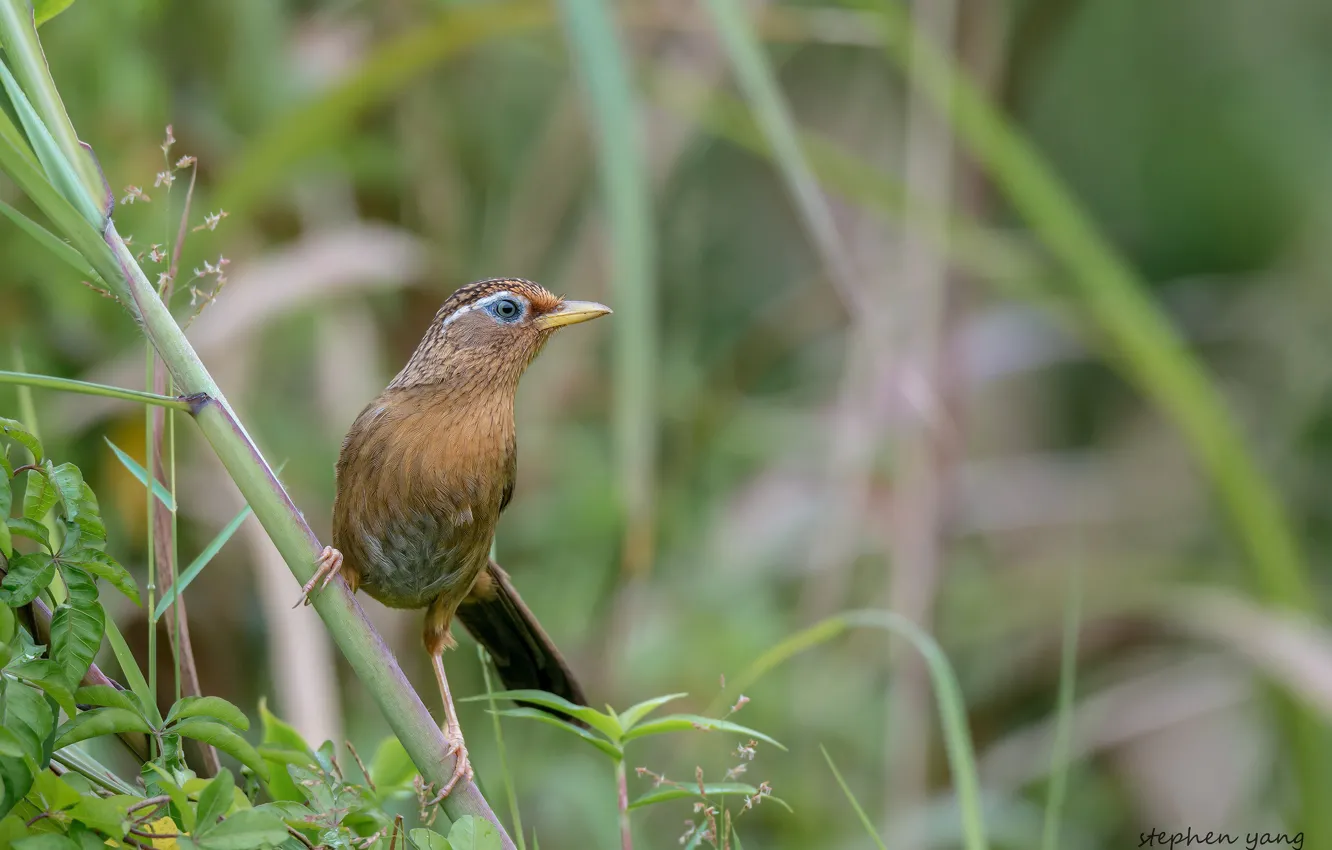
[299,278,610,799]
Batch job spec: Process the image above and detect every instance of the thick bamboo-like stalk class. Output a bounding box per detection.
[102,222,513,843]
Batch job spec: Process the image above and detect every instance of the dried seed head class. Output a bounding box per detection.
[154,170,175,188]
[175,155,196,169]
[161,125,175,155]
[193,209,229,232]
[729,695,750,715]
[121,186,150,204]
[149,244,166,263]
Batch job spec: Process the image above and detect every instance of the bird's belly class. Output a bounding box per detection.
[349,511,487,610]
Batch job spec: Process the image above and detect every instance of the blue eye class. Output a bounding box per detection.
[489,297,523,322]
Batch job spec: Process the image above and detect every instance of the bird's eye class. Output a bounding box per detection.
[489,297,523,322]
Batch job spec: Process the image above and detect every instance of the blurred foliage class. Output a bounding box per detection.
[4,0,1332,848]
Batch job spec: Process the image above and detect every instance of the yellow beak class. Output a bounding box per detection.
[535,300,612,330]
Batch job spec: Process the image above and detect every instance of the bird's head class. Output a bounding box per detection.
[389,278,611,391]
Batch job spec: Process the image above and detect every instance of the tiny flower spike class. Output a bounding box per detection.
[175,154,196,169]
[161,124,175,154]
[149,244,166,263]
[193,209,229,231]
[121,185,150,204]
[729,694,749,715]
[154,170,175,188]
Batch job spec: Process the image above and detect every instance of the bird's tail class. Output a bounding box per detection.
[456,561,587,715]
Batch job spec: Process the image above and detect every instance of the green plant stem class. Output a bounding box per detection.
[0,370,192,410]
[614,757,632,850]
[144,346,157,733]
[1042,559,1080,850]
[481,649,524,850]
[102,220,514,846]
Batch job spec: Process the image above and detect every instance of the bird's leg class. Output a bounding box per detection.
[294,546,344,608]
[424,596,472,802]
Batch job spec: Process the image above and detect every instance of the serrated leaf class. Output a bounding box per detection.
[54,707,152,749]
[2,680,54,764]
[48,463,83,521]
[7,517,49,550]
[618,692,688,731]
[447,816,501,850]
[74,684,141,714]
[167,695,249,731]
[194,769,236,836]
[491,707,622,760]
[368,735,415,792]
[409,828,452,850]
[103,438,174,511]
[21,466,55,522]
[154,503,251,620]
[64,548,138,605]
[620,714,786,749]
[174,720,269,780]
[0,419,41,464]
[463,689,621,741]
[59,565,97,605]
[49,601,103,686]
[196,808,288,849]
[8,659,75,717]
[0,552,53,605]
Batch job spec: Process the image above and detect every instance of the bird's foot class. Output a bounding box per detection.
[294,546,344,608]
[426,727,472,804]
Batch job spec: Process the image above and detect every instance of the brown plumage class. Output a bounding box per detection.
[300,277,609,800]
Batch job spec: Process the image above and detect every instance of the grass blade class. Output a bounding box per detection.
[1042,560,1081,850]
[821,745,887,850]
[103,436,175,511]
[153,503,252,620]
[0,197,97,278]
[480,648,526,850]
[0,371,188,410]
[555,0,656,577]
[103,614,162,725]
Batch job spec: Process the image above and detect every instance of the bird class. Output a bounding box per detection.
[298,277,610,800]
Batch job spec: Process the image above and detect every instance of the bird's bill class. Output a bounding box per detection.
[535,300,612,329]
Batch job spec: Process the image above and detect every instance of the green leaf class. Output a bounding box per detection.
[0,509,10,558]
[13,835,78,849]
[368,735,415,792]
[49,601,103,686]
[250,800,316,824]
[0,754,33,819]
[103,438,175,511]
[33,0,78,27]
[1,679,54,764]
[8,659,75,717]
[142,763,194,832]
[195,808,288,849]
[0,726,24,757]
[74,684,141,715]
[0,419,41,464]
[620,714,785,750]
[68,795,128,839]
[154,503,251,620]
[166,695,249,731]
[48,463,83,522]
[490,707,622,761]
[174,720,269,780]
[0,552,53,605]
[21,464,55,521]
[409,828,452,850]
[259,698,311,802]
[59,565,96,605]
[193,769,236,835]
[617,692,687,731]
[464,689,621,742]
[629,782,791,812]
[0,196,95,280]
[7,517,49,550]
[54,707,152,749]
[446,816,502,850]
[64,549,137,605]
[31,769,80,809]
[0,56,102,227]
[70,484,104,547]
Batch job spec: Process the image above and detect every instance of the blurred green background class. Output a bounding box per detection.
[5,0,1332,847]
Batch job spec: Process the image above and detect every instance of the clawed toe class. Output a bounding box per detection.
[294,546,344,608]
[428,735,472,804]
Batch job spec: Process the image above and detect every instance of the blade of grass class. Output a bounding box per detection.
[152,502,252,620]
[864,0,1329,833]
[711,610,988,850]
[821,745,887,850]
[104,436,176,511]
[0,370,190,409]
[103,614,162,726]
[480,647,525,850]
[0,197,98,279]
[555,0,655,579]
[1041,559,1081,850]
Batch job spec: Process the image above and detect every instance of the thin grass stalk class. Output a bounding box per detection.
[143,346,157,739]
[614,757,632,850]
[480,648,525,850]
[866,0,1330,833]
[1041,556,1081,850]
[555,0,656,579]
[0,370,192,409]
